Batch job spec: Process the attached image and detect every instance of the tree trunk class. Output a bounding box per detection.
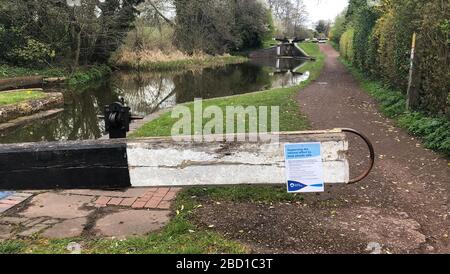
[74,29,81,69]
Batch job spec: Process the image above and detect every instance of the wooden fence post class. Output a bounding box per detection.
[406,32,420,111]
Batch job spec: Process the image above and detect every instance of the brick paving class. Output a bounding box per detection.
[0,187,182,240]
[94,187,180,210]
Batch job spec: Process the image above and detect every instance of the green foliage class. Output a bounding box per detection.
[415,0,450,114]
[315,20,329,35]
[0,25,53,67]
[7,38,54,67]
[340,28,354,62]
[337,0,449,116]
[0,64,65,79]
[0,0,143,67]
[0,241,25,254]
[329,11,347,45]
[67,65,112,88]
[351,4,379,71]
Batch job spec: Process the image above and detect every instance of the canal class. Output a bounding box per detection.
[0,58,310,143]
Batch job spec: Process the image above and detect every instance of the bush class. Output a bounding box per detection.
[415,0,450,115]
[351,5,378,71]
[7,38,54,67]
[0,24,54,68]
[340,0,449,115]
[329,11,347,46]
[340,28,354,62]
[67,65,112,88]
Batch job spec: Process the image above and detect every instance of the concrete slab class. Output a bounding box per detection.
[0,216,27,225]
[94,209,171,238]
[23,217,46,227]
[41,218,87,239]
[20,193,94,219]
[18,224,49,237]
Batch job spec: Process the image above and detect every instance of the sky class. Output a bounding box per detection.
[303,0,349,27]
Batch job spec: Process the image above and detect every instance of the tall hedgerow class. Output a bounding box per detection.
[351,4,379,72]
[340,28,355,62]
[415,0,449,115]
[338,0,449,116]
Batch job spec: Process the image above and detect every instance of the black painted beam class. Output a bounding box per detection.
[0,141,130,190]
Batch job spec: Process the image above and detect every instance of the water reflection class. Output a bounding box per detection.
[0,59,311,144]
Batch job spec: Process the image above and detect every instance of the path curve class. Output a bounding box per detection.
[295,44,450,253]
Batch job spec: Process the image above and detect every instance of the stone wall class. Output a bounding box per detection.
[0,92,64,123]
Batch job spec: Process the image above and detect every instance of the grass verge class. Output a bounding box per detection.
[340,58,450,156]
[0,89,46,106]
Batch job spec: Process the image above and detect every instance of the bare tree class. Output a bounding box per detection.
[267,0,308,38]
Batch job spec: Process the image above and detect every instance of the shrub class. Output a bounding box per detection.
[415,0,450,115]
[67,65,112,88]
[351,5,378,72]
[340,28,354,62]
[329,11,347,46]
[7,38,54,67]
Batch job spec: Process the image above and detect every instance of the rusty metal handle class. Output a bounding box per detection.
[341,128,375,184]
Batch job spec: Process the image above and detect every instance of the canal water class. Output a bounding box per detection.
[0,58,310,144]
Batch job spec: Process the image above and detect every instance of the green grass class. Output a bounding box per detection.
[0,240,26,254]
[262,39,278,49]
[118,55,248,72]
[340,58,450,156]
[67,65,112,88]
[0,89,46,106]
[0,64,66,79]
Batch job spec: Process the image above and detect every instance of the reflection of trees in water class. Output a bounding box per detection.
[270,71,310,88]
[173,64,272,103]
[249,58,310,88]
[112,72,176,116]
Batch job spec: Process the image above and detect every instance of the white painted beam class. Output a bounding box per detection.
[127,131,350,187]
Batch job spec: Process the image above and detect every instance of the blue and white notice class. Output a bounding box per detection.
[284,143,324,193]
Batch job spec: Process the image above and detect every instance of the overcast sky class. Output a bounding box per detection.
[303,0,349,27]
